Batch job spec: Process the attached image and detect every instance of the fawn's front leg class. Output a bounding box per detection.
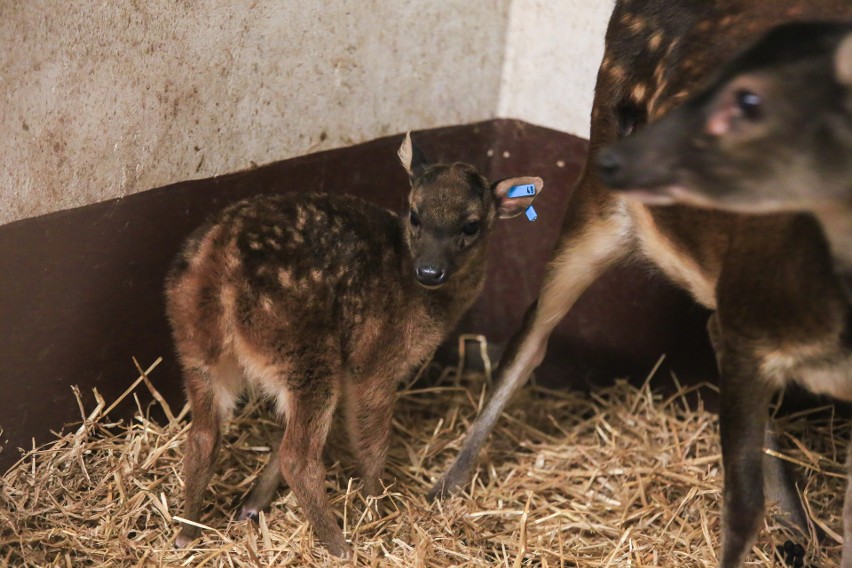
[343,377,397,498]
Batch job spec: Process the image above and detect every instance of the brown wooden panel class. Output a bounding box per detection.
[0,120,715,471]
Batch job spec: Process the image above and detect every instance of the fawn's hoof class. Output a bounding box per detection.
[239,506,261,524]
[327,541,353,560]
[174,528,200,549]
[776,540,811,568]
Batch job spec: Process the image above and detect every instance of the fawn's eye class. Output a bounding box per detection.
[461,221,480,236]
[735,89,762,120]
[410,210,420,227]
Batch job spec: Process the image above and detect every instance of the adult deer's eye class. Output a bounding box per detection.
[736,90,762,120]
[615,102,646,138]
[461,221,480,236]
[410,210,420,227]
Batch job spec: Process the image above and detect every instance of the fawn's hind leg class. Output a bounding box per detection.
[763,428,810,536]
[240,429,284,522]
[176,362,240,548]
[429,200,632,500]
[278,380,350,558]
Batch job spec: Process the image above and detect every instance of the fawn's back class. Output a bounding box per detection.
[166,192,447,406]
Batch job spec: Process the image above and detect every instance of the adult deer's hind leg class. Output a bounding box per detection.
[429,188,633,500]
[843,438,852,568]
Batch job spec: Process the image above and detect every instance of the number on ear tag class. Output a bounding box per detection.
[507,183,536,198]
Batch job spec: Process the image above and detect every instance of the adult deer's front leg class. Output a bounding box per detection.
[429,196,632,500]
[710,313,810,538]
[716,337,775,568]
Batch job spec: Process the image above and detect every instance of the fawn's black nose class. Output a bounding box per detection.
[596,148,625,187]
[415,265,448,287]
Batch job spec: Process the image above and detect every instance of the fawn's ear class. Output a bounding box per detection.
[834,32,852,86]
[492,176,544,219]
[398,132,429,179]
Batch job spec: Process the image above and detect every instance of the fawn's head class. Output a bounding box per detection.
[597,22,852,212]
[398,132,543,288]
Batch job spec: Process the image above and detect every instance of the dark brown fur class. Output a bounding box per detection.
[600,21,852,566]
[600,22,852,266]
[166,133,542,557]
[429,3,852,567]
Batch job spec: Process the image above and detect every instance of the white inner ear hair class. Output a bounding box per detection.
[398,132,414,172]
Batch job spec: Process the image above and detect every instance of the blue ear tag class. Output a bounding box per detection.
[507,183,536,198]
[507,183,538,222]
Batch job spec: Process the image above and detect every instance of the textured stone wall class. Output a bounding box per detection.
[0,1,613,225]
[499,0,615,137]
[0,1,511,224]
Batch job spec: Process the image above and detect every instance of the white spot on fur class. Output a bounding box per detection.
[632,83,648,102]
[296,209,307,231]
[759,350,799,386]
[648,31,663,51]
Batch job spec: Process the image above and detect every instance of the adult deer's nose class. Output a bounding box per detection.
[596,148,625,187]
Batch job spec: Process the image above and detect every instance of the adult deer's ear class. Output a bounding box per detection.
[834,32,852,86]
[398,132,429,179]
[492,176,544,219]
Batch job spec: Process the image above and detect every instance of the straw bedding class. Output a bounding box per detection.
[1,355,847,567]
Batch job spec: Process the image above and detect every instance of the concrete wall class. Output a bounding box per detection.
[0,1,613,226]
[499,0,615,136]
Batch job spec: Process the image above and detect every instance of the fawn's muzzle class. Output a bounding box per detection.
[415,265,448,287]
